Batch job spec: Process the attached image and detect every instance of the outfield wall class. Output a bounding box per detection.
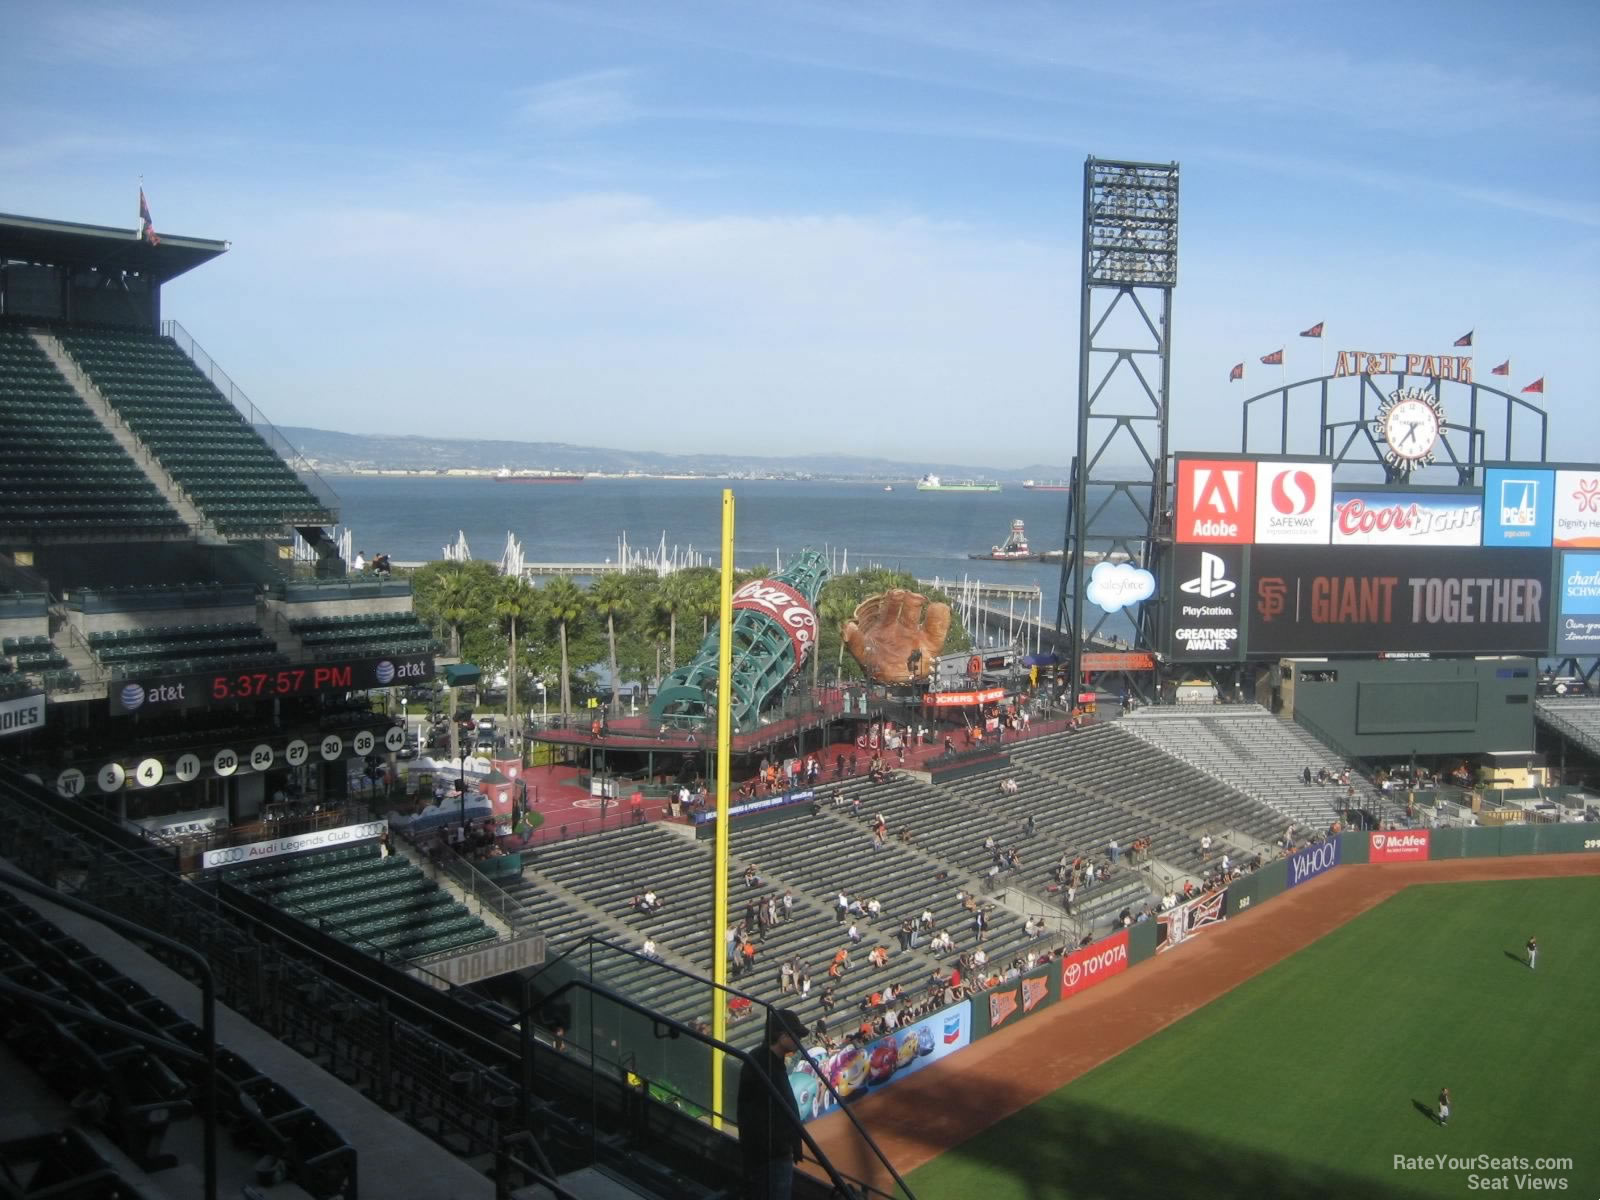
[565,821,1599,1124]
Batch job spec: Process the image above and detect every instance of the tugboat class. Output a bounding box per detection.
[970,519,1032,561]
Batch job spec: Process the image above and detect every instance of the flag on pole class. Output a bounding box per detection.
[138,187,160,246]
[1299,322,1324,338]
[1229,363,1243,382]
[1454,330,1473,347]
[1491,360,1510,376]
[1260,349,1283,365]
[1521,378,1544,394]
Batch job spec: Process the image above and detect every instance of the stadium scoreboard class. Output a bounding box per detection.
[1161,455,1600,661]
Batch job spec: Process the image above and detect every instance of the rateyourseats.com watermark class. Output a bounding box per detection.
[1394,1154,1577,1190]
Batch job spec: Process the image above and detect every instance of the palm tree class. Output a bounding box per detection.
[538,577,585,717]
[816,582,857,684]
[494,576,536,732]
[590,572,634,715]
[655,571,695,673]
[433,565,477,656]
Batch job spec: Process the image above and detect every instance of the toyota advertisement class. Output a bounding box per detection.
[1556,552,1600,655]
[1169,545,1245,661]
[1060,929,1130,999]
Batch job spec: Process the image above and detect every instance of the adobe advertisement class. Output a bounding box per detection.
[1369,830,1431,862]
[1556,552,1600,655]
[1253,461,1333,545]
[1553,469,1600,548]
[1482,467,1553,547]
[1174,458,1255,544]
[1168,545,1246,661]
[1329,489,1482,546]
[1248,546,1551,656]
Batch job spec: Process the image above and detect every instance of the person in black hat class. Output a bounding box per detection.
[736,1006,806,1199]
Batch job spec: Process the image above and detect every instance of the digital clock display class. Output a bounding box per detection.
[110,653,435,716]
[209,664,356,701]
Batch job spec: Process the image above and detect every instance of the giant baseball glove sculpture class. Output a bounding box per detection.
[843,588,952,683]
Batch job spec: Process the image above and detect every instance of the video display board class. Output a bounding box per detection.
[1247,546,1551,656]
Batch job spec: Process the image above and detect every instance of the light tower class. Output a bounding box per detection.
[1059,157,1179,703]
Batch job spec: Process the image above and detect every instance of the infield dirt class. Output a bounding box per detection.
[807,851,1600,1193]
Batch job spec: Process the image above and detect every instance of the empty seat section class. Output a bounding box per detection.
[86,621,283,679]
[0,330,185,540]
[288,610,441,658]
[55,329,335,536]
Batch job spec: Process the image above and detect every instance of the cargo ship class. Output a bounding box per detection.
[1022,479,1070,491]
[493,469,584,484]
[917,473,1001,493]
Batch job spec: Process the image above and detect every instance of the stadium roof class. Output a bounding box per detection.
[0,212,229,284]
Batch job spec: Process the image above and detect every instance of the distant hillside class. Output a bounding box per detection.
[279,426,1076,482]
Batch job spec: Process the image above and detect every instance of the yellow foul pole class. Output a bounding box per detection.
[710,489,735,1128]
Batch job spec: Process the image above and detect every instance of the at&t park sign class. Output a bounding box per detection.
[1332,350,1474,382]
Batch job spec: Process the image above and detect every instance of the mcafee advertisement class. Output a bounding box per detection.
[1248,546,1551,656]
[1369,830,1431,862]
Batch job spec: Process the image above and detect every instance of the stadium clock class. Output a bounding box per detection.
[1373,387,1444,475]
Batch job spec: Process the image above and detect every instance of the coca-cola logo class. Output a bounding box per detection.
[1270,469,1317,515]
[731,579,817,663]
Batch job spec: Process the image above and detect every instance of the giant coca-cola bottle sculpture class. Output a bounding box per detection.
[649,549,830,734]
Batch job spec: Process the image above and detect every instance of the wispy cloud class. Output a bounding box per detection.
[515,68,639,133]
[36,6,211,65]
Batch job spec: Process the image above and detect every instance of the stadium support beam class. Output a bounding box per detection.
[1059,157,1178,705]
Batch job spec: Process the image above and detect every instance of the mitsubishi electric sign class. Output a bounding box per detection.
[1169,545,1244,661]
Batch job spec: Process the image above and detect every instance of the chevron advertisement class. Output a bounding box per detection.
[1169,545,1245,660]
[1330,488,1482,546]
[1556,552,1600,654]
[1175,458,1255,544]
[1248,546,1551,655]
[1483,467,1553,547]
[788,1000,971,1121]
[1253,461,1333,544]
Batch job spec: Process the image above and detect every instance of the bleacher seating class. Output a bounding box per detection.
[290,610,441,659]
[1535,698,1600,760]
[55,329,334,536]
[0,329,186,541]
[1119,705,1375,827]
[0,890,356,1199]
[86,621,283,680]
[227,843,495,962]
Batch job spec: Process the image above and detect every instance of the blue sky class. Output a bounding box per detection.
[4,0,1597,467]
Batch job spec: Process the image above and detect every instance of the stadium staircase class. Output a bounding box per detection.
[30,330,220,540]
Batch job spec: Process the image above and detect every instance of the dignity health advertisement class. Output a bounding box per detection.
[788,1001,971,1121]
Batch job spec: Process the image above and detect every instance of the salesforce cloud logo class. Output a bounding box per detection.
[374,660,395,685]
[1086,562,1156,614]
[120,683,146,712]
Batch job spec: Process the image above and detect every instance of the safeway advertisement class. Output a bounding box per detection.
[1369,830,1431,862]
[1060,929,1129,999]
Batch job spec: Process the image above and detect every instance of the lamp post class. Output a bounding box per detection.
[537,680,547,724]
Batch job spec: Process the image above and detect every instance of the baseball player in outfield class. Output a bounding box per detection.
[1526,936,1537,970]
[1438,1087,1451,1127]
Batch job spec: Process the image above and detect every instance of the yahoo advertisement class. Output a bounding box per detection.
[788,1001,970,1122]
[1286,838,1341,888]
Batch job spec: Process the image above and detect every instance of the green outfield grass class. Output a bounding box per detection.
[907,877,1600,1200]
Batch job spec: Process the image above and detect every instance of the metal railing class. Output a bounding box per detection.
[161,319,342,520]
[400,831,545,938]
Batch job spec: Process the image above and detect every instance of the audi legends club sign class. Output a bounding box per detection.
[202,820,386,870]
[1369,830,1431,863]
[1248,546,1551,656]
[1059,928,1129,999]
[1286,838,1341,888]
[1169,545,1244,660]
[110,653,435,716]
[0,691,46,739]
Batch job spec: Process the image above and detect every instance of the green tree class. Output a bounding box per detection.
[432,564,480,656]
[655,571,695,674]
[493,575,537,729]
[537,577,585,717]
[589,572,634,714]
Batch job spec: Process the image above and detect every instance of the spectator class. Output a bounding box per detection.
[847,921,862,945]
[867,945,889,969]
[641,937,661,961]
